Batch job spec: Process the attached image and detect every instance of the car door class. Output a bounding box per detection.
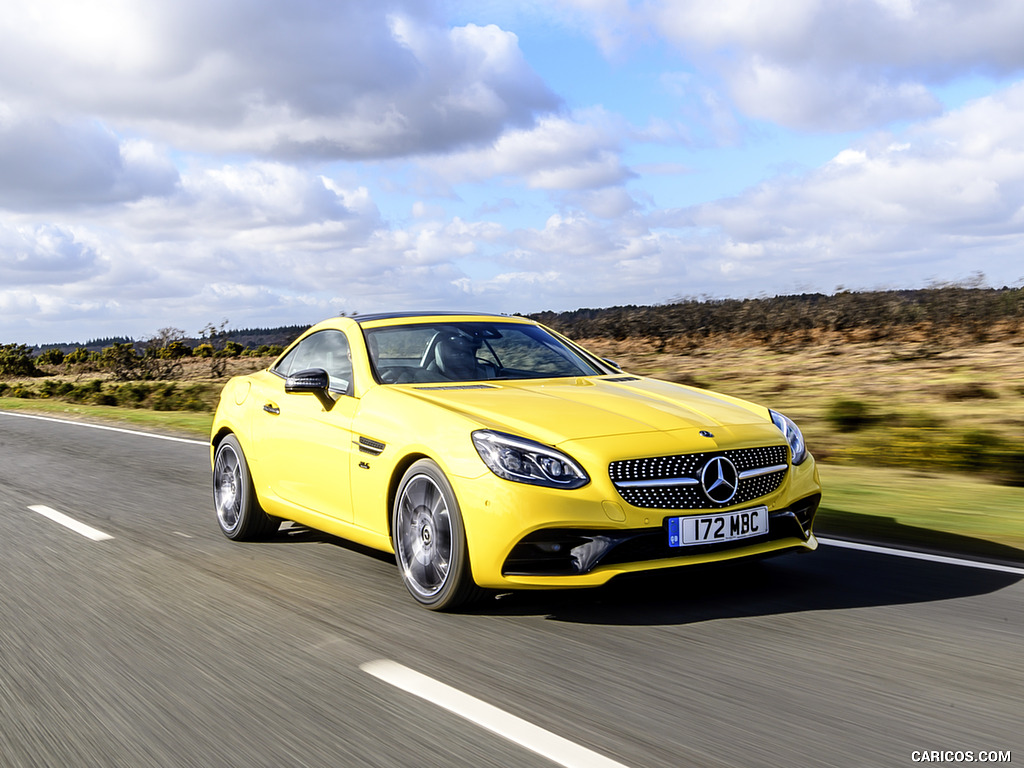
[253,329,357,523]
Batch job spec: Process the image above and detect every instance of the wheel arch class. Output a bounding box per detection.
[211,426,233,448]
[385,451,432,541]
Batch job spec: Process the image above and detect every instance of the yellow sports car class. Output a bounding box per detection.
[211,312,820,610]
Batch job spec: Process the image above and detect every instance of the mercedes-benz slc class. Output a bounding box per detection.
[211,312,821,610]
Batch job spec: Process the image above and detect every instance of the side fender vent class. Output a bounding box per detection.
[358,436,386,456]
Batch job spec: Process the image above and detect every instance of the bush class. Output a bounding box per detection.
[158,340,192,359]
[12,377,217,412]
[65,347,91,365]
[67,379,104,403]
[243,344,284,357]
[958,430,1006,472]
[36,349,66,366]
[38,380,75,398]
[223,340,245,357]
[844,427,1024,486]
[110,382,151,407]
[827,398,875,433]
[0,343,39,378]
[944,383,999,401]
[98,343,144,380]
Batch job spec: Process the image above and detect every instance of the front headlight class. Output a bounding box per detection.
[471,430,589,489]
[770,410,808,465]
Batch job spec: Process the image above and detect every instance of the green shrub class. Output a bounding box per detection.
[957,430,1006,472]
[888,411,944,429]
[36,349,66,366]
[38,380,75,398]
[944,382,999,401]
[158,340,192,359]
[0,343,39,378]
[98,343,144,380]
[111,382,152,407]
[827,398,875,432]
[844,427,1024,486]
[65,347,91,365]
[67,379,103,403]
[222,340,245,357]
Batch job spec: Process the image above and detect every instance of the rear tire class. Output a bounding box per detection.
[393,459,480,611]
[213,435,277,540]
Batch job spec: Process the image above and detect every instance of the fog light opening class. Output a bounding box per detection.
[570,535,615,574]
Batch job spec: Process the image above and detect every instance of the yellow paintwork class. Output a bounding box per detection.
[211,313,821,589]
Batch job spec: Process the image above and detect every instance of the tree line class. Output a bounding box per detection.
[3,286,1022,380]
[1,325,289,381]
[529,286,1024,348]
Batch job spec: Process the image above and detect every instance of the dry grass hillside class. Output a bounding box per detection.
[576,333,1024,485]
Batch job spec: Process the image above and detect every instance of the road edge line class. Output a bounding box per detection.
[818,536,1024,575]
[0,410,206,446]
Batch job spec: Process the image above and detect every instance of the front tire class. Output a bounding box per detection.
[213,435,276,541]
[393,459,479,611]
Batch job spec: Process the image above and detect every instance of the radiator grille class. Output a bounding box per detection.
[609,445,788,509]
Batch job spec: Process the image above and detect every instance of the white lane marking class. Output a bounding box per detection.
[29,505,113,542]
[0,410,206,446]
[819,537,1024,576]
[361,659,631,768]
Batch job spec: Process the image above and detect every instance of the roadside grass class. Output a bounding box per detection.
[816,464,1024,563]
[0,396,214,438]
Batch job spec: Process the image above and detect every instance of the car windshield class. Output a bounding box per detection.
[363,322,606,384]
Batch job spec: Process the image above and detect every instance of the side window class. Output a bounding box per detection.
[273,331,353,394]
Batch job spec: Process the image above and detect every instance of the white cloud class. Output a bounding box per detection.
[0,223,104,283]
[0,0,559,159]
[553,0,1024,131]
[0,111,179,209]
[421,108,634,190]
[3,2,1024,345]
[654,82,1024,291]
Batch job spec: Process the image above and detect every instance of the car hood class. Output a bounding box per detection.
[398,376,771,446]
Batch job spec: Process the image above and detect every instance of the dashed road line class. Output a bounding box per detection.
[28,505,113,541]
[361,659,632,768]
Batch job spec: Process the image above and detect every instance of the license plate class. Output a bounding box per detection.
[668,507,768,547]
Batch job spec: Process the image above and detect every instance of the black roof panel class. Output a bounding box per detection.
[352,311,508,325]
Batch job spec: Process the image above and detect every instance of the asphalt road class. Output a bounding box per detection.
[1,410,1020,768]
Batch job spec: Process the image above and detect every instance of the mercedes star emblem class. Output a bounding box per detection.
[701,456,739,504]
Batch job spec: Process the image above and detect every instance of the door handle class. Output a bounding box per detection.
[263,403,281,415]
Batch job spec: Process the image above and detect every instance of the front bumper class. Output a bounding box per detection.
[453,453,822,589]
[503,493,820,577]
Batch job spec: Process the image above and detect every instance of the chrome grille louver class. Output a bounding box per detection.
[358,436,386,456]
[609,445,788,509]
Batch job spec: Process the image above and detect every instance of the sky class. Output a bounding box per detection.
[3,0,1024,345]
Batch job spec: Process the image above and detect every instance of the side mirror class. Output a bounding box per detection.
[603,358,622,371]
[285,368,335,410]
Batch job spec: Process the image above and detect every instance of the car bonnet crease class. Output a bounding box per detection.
[395,376,769,444]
